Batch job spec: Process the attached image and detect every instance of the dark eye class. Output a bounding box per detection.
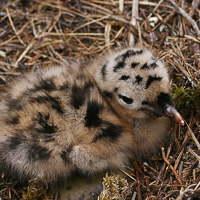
[118,94,133,104]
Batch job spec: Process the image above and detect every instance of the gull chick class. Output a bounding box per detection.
[0,47,183,182]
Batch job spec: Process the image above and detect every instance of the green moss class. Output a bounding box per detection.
[173,84,200,116]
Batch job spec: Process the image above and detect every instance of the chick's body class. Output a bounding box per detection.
[0,48,178,182]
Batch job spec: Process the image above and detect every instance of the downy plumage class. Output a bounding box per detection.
[0,47,183,182]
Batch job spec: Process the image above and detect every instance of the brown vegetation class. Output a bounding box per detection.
[0,0,199,199]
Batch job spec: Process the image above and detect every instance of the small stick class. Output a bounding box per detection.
[119,0,124,13]
[172,57,197,87]
[143,162,159,174]
[136,170,142,200]
[176,42,200,75]
[178,161,183,178]
[144,176,151,198]
[188,148,200,161]
[174,134,188,170]
[185,121,200,150]
[140,9,151,33]
[48,45,68,65]
[161,147,183,185]
[147,0,164,18]
[185,0,200,65]
[131,191,137,200]
[5,7,25,46]
[188,0,200,18]
[104,22,111,47]
[183,161,199,181]
[75,0,82,11]
[133,161,143,175]
[14,40,35,68]
[167,0,200,36]
[156,128,174,184]
[119,168,136,182]
[129,0,138,47]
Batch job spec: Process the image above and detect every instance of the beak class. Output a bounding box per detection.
[165,104,184,125]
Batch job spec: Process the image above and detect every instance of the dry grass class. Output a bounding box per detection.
[0,0,200,199]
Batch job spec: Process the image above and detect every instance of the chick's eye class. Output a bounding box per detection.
[118,94,133,104]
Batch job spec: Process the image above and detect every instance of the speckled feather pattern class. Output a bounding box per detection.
[0,48,174,182]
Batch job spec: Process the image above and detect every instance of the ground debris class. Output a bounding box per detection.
[98,173,132,200]
[0,0,199,199]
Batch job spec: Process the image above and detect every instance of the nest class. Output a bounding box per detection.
[0,0,200,199]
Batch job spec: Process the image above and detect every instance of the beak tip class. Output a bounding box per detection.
[166,105,184,126]
[180,120,184,126]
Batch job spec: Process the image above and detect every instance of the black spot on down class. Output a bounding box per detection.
[101,64,107,80]
[28,144,52,161]
[114,49,143,72]
[7,134,27,150]
[93,122,123,142]
[5,115,19,125]
[32,78,56,92]
[120,49,143,61]
[37,113,57,134]
[141,62,158,70]
[113,61,126,72]
[140,63,149,70]
[134,75,143,84]
[150,62,158,69]
[71,85,86,109]
[70,82,92,109]
[131,62,139,68]
[6,98,23,111]
[31,94,64,114]
[146,75,162,89]
[60,151,69,165]
[85,101,103,127]
[60,146,73,165]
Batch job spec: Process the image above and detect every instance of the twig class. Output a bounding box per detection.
[178,161,183,178]
[119,0,124,13]
[75,0,82,11]
[143,162,159,174]
[188,0,200,18]
[188,148,200,161]
[119,168,136,182]
[144,176,151,198]
[48,45,69,65]
[136,171,142,200]
[168,0,200,36]
[184,35,200,43]
[131,191,137,200]
[14,40,35,68]
[129,0,138,47]
[185,0,200,65]
[171,57,197,87]
[147,0,164,18]
[104,22,111,47]
[161,147,183,185]
[133,161,143,175]
[5,7,25,46]
[185,122,200,150]
[173,136,187,171]
[156,128,174,185]
[183,161,199,182]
